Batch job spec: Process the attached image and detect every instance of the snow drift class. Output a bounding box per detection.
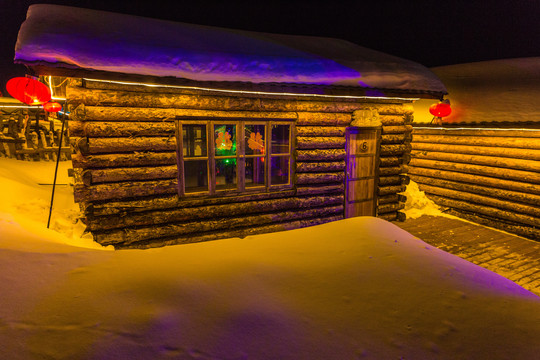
[0,158,539,359]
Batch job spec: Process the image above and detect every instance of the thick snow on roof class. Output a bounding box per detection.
[1,158,539,359]
[414,57,540,124]
[15,4,446,95]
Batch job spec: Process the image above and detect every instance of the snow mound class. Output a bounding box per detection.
[432,57,540,124]
[14,4,446,95]
[403,180,445,219]
[0,158,108,251]
[1,159,539,359]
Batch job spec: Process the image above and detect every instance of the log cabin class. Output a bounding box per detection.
[14,4,447,248]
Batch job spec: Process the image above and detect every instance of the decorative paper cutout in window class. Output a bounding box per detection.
[247,132,264,152]
[216,131,233,150]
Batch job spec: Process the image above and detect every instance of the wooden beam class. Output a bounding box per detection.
[410,158,540,184]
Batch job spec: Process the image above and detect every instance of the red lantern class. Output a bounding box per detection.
[429,100,452,118]
[43,102,62,112]
[6,77,51,105]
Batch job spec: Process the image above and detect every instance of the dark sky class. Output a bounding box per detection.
[1,0,540,93]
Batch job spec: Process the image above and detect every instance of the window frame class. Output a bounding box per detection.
[175,116,295,197]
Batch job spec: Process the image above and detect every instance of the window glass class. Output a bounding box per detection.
[214,124,236,157]
[215,158,237,190]
[178,120,292,196]
[184,160,208,193]
[182,124,206,157]
[271,125,289,154]
[245,124,265,156]
[245,157,265,187]
[270,156,289,185]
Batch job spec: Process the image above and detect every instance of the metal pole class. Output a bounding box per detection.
[47,106,66,229]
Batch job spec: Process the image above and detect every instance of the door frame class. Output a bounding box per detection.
[344,126,381,218]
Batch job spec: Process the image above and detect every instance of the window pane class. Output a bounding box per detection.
[184,160,208,193]
[214,124,236,157]
[245,124,265,156]
[271,156,289,185]
[271,125,289,154]
[182,124,207,157]
[245,157,265,187]
[216,158,237,190]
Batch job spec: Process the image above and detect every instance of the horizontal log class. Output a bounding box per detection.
[381,133,411,144]
[78,104,298,121]
[379,157,401,168]
[378,185,406,196]
[296,149,346,161]
[74,179,178,203]
[379,155,411,167]
[82,165,178,185]
[411,150,540,173]
[296,113,351,126]
[413,128,540,138]
[296,161,345,173]
[67,86,414,113]
[413,134,540,150]
[378,175,409,186]
[379,115,407,126]
[295,126,347,137]
[445,209,540,241]
[378,194,407,204]
[71,152,177,169]
[409,158,540,184]
[380,144,411,156]
[296,137,346,149]
[382,125,413,134]
[408,167,540,196]
[94,205,344,245]
[377,202,405,214]
[418,183,540,218]
[411,142,540,161]
[116,215,343,249]
[295,184,344,196]
[87,190,296,216]
[377,211,407,222]
[378,165,408,176]
[295,172,345,184]
[78,137,177,154]
[409,174,540,207]
[427,194,540,228]
[377,212,397,221]
[69,120,175,137]
[86,195,344,231]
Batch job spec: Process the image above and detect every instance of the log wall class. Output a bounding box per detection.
[64,77,413,248]
[409,127,540,240]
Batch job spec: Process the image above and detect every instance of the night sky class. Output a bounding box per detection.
[1,0,539,94]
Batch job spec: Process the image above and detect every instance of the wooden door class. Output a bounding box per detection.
[345,127,381,217]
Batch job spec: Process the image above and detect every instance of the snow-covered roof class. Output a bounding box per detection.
[14,4,446,97]
[429,58,540,124]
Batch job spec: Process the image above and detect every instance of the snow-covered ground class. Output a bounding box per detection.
[0,158,539,360]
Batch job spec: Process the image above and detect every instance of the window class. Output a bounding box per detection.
[176,118,293,196]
